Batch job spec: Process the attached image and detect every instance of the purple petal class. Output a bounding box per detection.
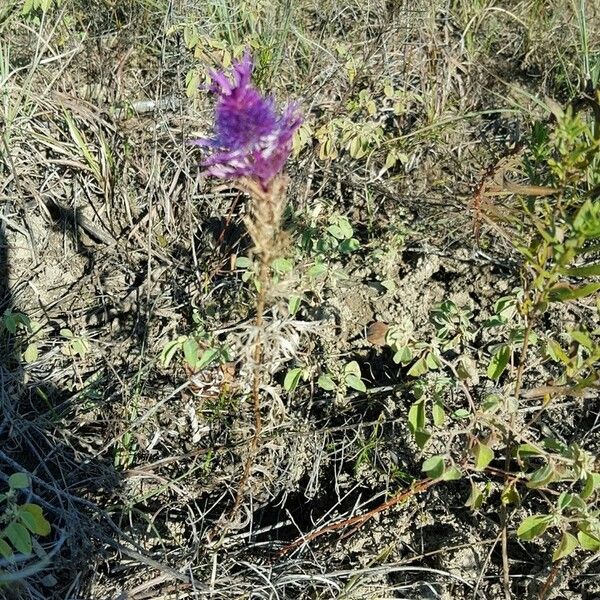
[194,51,303,188]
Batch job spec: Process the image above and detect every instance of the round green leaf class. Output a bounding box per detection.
[421,455,445,479]
[517,514,551,541]
[552,532,579,561]
[284,368,303,392]
[8,473,30,490]
[4,522,32,555]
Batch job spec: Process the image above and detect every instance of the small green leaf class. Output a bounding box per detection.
[482,394,502,413]
[18,511,38,534]
[8,473,30,490]
[526,463,556,489]
[23,344,39,363]
[4,522,32,555]
[339,238,360,253]
[19,504,51,536]
[413,429,431,449]
[407,356,428,377]
[272,257,293,274]
[582,472,600,499]
[487,345,510,380]
[160,337,185,367]
[392,346,412,365]
[196,348,220,370]
[288,295,302,315]
[344,361,361,377]
[425,352,440,370]
[453,408,471,420]
[577,529,600,551]
[408,400,425,434]
[422,455,445,479]
[545,339,571,365]
[465,482,486,510]
[569,330,594,350]
[442,466,462,481]
[552,532,579,561]
[308,262,328,279]
[318,374,336,391]
[0,538,12,559]
[284,368,303,392]
[235,256,253,269]
[345,374,367,392]
[432,402,445,427]
[327,224,346,240]
[548,282,600,302]
[472,441,494,471]
[501,481,521,506]
[182,337,199,368]
[517,443,544,460]
[517,514,551,541]
[558,263,600,277]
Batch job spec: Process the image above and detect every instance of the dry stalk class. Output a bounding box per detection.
[223,175,289,530]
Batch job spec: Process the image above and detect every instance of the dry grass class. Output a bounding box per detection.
[1,0,599,598]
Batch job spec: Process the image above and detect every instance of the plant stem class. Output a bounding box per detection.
[225,251,269,528]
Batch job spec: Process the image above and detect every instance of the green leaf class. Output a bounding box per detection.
[526,463,556,489]
[552,532,579,561]
[569,330,594,350]
[308,262,328,279]
[501,482,521,506]
[235,256,253,269]
[272,257,293,274]
[392,346,412,365]
[548,282,600,302]
[482,394,502,413]
[559,263,600,277]
[8,473,30,490]
[4,522,32,555]
[577,529,600,551]
[284,368,303,392]
[23,343,39,363]
[432,402,445,427]
[465,482,486,510]
[196,348,220,370]
[413,429,431,449]
[453,408,471,420]
[0,538,12,559]
[441,466,462,481]
[160,337,185,367]
[472,441,494,471]
[19,504,51,536]
[318,374,336,391]
[517,443,544,460]
[425,352,441,370]
[546,340,571,365]
[339,238,360,253]
[327,224,346,240]
[517,514,551,541]
[408,400,425,434]
[407,356,428,377]
[582,472,600,499]
[182,337,199,368]
[288,295,302,316]
[487,345,510,380]
[344,361,361,377]
[421,455,445,479]
[345,374,367,392]
[18,511,38,534]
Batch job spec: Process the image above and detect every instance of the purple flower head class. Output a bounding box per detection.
[191,52,303,190]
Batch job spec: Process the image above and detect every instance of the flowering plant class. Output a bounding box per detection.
[191,52,302,190]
